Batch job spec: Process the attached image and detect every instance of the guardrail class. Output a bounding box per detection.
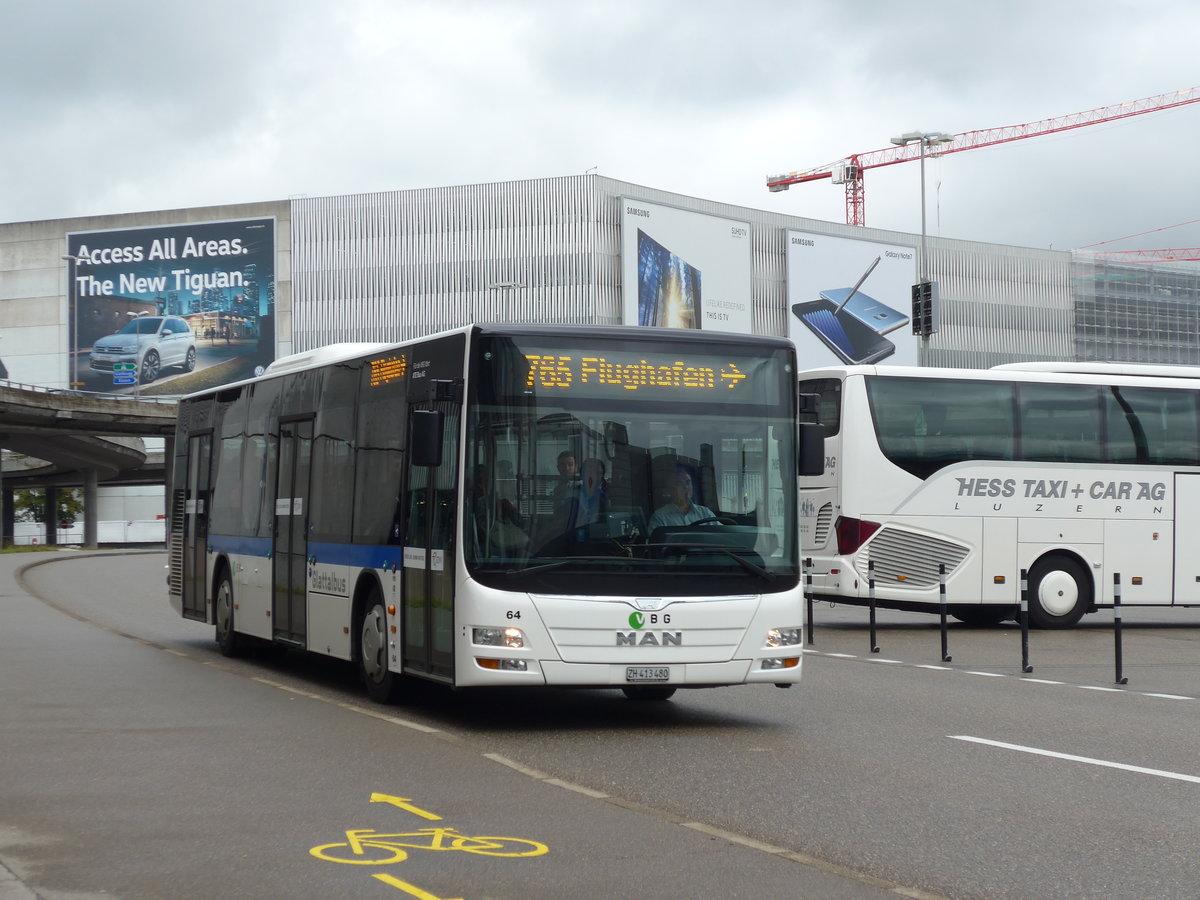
[0,379,179,404]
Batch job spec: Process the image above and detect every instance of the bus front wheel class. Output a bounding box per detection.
[1027,555,1091,629]
[358,591,403,704]
[215,570,246,657]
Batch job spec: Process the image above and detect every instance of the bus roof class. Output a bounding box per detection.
[799,362,1200,390]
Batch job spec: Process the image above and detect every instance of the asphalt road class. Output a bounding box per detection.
[4,550,1200,899]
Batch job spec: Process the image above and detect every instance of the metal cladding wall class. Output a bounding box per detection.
[288,173,1088,368]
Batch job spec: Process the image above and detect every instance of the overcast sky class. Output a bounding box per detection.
[3,0,1199,254]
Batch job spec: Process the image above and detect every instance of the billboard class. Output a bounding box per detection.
[621,199,752,334]
[65,217,276,395]
[786,230,918,367]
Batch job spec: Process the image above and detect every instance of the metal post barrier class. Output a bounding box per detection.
[1019,568,1032,673]
[938,563,952,662]
[804,557,814,646]
[868,559,880,653]
[1113,572,1128,685]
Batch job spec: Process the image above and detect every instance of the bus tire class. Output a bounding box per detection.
[358,589,403,704]
[214,568,246,657]
[1027,555,1091,629]
[621,686,676,702]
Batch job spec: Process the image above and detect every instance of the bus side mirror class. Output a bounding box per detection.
[798,422,824,476]
[411,410,444,467]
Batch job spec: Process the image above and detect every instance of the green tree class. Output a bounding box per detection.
[13,488,84,526]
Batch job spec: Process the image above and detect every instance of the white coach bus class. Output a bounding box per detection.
[170,324,822,702]
[798,362,1200,628]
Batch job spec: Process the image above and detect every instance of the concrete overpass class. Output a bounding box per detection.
[0,382,178,547]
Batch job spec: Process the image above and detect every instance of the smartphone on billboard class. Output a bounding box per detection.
[819,287,909,335]
[791,300,897,365]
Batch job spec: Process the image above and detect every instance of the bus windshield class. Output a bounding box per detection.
[465,334,798,594]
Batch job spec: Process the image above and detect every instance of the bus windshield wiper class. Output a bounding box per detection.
[650,542,776,582]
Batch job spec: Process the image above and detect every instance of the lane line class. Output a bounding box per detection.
[950,735,1200,784]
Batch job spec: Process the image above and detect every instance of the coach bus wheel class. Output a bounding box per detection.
[621,686,677,701]
[1027,555,1091,629]
[214,571,245,657]
[359,591,402,704]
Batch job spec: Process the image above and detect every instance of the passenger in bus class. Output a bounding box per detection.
[551,450,579,506]
[648,465,715,530]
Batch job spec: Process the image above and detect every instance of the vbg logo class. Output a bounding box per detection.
[628,612,645,629]
[618,610,680,646]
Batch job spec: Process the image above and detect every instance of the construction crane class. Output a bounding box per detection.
[766,86,1200,227]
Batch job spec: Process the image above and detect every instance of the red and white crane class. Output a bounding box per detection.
[766,86,1200,227]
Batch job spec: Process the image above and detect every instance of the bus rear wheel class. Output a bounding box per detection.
[1027,555,1091,629]
[358,590,403,704]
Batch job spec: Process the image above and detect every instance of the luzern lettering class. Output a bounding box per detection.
[524,355,747,393]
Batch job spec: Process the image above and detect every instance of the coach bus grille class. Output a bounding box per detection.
[859,526,969,588]
[813,502,834,547]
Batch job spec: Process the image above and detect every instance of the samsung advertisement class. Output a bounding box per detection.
[620,199,752,335]
[786,230,919,367]
[65,217,276,395]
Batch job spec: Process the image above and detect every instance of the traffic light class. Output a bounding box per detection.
[911,281,936,336]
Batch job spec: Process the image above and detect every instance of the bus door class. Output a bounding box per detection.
[401,387,461,680]
[181,432,212,621]
[1174,473,1200,604]
[273,417,313,644]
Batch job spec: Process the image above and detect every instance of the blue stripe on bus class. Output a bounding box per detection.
[207,534,402,570]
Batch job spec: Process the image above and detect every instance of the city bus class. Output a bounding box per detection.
[798,362,1200,628]
[169,324,821,702]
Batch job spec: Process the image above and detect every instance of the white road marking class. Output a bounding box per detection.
[949,735,1200,784]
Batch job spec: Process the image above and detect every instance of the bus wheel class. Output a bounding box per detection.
[214,570,245,657]
[359,591,402,704]
[1027,555,1091,629]
[621,686,676,701]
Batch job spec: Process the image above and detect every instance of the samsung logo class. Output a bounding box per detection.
[626,206,651,218]
[617,631,682,646]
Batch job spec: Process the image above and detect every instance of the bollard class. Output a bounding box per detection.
[1019,568,1032,673]
[938,563,952,662]
[1113,573,1128,685]
[868,559,880,653]
[804,557,815,646]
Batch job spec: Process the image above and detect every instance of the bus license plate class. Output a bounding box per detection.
[626,666,670,683]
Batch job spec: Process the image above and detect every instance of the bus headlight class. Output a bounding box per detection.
[762,656,801,670]
[765,627,802,648]
[472,626,525,648]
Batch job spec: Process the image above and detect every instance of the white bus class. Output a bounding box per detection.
[798,362,1200,628]
[169,324,820,702]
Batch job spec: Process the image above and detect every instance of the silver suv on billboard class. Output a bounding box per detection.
[89,315,197,384]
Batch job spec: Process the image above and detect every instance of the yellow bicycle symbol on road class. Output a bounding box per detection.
[310,827,549,865]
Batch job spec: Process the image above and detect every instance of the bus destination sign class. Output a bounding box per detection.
[369,354,408,388]
[524,354,749,395]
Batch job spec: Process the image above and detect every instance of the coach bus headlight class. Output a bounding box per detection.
[476,657,529,672]
[472,626,525,648]
[761,656,800,671]
[765,627,802,648]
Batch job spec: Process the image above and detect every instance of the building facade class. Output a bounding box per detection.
[3,174,1199,392]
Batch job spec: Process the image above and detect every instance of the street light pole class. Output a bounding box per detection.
[889,130,954,280]
[889,130,954,360]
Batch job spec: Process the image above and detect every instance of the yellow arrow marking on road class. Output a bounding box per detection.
[370,793,442,821]
[373,873,463,899]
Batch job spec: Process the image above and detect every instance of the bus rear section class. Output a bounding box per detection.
[800,364,1200,628]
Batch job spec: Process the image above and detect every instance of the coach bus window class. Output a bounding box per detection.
[798,378,841,437]
[1106,386,1200,465]
[1017,383,1102,463]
